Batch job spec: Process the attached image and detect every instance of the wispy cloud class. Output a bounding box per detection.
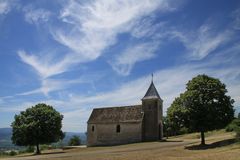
[18,50,71,79]
[18,50,81,95]
[131,17,167,38]
[62,108,91,131]
[110,42,159,76]
[52,0,177,64]
[18,78,85,96]
[17,0,181,95]
[23,6,52,24]
[16,49,104,96]
[170,22,232,60]
[0,0,10,14]
[231,8,240,30]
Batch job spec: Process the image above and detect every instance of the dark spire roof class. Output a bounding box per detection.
[142,81,161,100]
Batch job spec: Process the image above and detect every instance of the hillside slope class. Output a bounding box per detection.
[3,130,240,160]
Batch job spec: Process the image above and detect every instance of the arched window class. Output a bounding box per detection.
[92,125,94,132]
[116,124,120,133]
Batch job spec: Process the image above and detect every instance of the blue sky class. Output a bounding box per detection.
[0,0,240,132]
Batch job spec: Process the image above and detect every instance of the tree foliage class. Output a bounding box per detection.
[11,103,64,154]
[68,135,81,146]
[185,75,234,132]
[166,74,234,145]
[226,118,240,140]
[165,94,190,136]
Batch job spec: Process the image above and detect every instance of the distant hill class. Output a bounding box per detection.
[0,128,17,150]
[0,128,12,140]
[0,128,86,150]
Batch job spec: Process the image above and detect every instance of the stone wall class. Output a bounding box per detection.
[87,122,142,146]
[143,100,158,141]
[142,98,163,141]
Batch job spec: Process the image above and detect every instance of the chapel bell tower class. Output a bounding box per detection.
[141,77,163,141]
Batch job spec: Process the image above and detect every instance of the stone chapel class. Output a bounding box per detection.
[87,80,163,146]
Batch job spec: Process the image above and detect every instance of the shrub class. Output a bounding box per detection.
[9,151,17,156]
[40,144,49,151]
[226,118,240,141]
[226,118,240,132]
[26,146,35,153]
[68,136,81,146]
[179,127,189,135]
[226,123,236,132]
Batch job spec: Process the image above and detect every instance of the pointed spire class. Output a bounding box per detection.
[142,76,161,100]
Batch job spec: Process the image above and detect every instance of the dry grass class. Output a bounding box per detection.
[3,130,240,160]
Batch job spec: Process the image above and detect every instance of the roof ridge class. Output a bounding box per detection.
[93,104,142,110]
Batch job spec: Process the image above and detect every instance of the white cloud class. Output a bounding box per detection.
[60,0,161,29]
[18,50,85,95]
[18,49,108,95]
[52,0,177,64]
[18,50,72,79]
[23,7,52,24]
[0,0,10,14]
[62,108,91,132]
[18,78,85,96]
[131,17,167,38]
[110,42,159,76]
[170,23,232,60]
[17,0,181,95]
[232,8,240,30]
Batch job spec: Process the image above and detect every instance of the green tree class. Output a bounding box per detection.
[68,135,81,146]
[11,103,64,154]
[166,94,190,136]
[184,74,234,145]
[163,116,170,137]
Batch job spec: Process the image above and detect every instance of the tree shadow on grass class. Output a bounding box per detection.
[38,151,65,155]
[162,139,183,143]
[185,138,236,150]
[156,138,183,143]
[17,151,65,158]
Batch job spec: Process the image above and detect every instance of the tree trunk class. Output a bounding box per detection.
[200,131,205,145]
[36,143,40,154]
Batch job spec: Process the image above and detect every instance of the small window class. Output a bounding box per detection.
[116,124,120,133]
[92,125,94,132]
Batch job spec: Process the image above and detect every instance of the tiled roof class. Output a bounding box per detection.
[87,105,143,123]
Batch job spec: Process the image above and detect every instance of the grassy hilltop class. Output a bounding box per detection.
[2,129,240,160]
